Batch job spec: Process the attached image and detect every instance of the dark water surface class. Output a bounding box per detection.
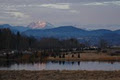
[0,61,120,71]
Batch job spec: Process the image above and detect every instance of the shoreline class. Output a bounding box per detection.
[1,53,120,62]
[47,53,120,62]
[0,70,120,80]
[1,57,120,62]
[47,58,120,62]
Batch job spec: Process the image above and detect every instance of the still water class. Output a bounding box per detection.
[0,61,120,71]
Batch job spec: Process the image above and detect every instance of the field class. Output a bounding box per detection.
[1,49,120,62]
[47,51,120,61]
[0,70,120,80]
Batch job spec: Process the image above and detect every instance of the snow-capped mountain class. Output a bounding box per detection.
[27,21,54,29]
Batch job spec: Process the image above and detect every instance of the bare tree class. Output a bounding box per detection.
[98,39,109,50]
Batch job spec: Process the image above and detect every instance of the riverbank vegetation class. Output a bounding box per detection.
[0,70,120,80]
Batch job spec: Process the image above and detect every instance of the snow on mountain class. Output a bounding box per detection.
[27,21,54,29]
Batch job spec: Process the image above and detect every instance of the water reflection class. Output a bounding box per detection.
[59,61,61,65]
[62,61,65,65]
[0,60,120,71]
[0,60,13,67]
[72,62,74,65]
[78,61,80,65]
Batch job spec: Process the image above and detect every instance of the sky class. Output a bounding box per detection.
[0,0,120,30]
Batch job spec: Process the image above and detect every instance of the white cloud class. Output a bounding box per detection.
[0,3,71,10]
[69,10,79,13]
[83,1,120,6]
[83,2,106,6]
[40,3,70,9]
[4,7,18,11]
[104,1,120,5]
[4,11,29,18]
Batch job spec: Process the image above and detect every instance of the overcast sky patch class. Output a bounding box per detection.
[0,0,120,30]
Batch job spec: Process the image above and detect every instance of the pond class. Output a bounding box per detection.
[0,61,120,71]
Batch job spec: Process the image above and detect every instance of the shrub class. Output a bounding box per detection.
[72,54,74,58]
[62,54,65,58]
[78,54,80,58]
[59,55,61,58]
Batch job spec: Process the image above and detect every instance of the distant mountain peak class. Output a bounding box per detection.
[0,24,11,27]
[27,21,54,29]
[52,26,86,32]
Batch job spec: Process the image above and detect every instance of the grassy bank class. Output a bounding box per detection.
[47,53,120,61]
[0,70,120,80]
[1,53,120,62]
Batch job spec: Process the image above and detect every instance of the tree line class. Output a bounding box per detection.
[0,28,85,50]
[0,28,36,50]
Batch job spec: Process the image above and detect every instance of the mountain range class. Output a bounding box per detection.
[0,24,30,33]
[22,26,120,45]
[0,21,54,33]
[0,22,120,45]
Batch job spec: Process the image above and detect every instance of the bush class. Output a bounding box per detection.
[59,55,61,58]
[78,54,80,58]
[53,55,56,58]
[102,50,107,53]
[62,54,65,58]
[72,54,74,58]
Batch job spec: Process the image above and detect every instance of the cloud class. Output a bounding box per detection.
[83,1,120,6]
[40,3,70,9]
[0,3,71,10]
[4,7,18,11]
[83,2,106,6]
[0,21,5,24]
[69,10,79,13]
[0,0,120,30]
[4,11,29,18]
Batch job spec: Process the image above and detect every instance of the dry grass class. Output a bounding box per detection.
[0,70,120,80]
[47,53,120,61]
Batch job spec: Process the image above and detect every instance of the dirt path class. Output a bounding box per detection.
[0,70,120,80]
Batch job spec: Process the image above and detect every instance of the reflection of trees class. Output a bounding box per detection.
[0,60,13,67]
[72,62,74,65]
[78,61,80,65]
[62,61,65,65]
[59,61,62,65]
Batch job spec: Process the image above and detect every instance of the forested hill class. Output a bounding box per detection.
[0,24,120,46]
